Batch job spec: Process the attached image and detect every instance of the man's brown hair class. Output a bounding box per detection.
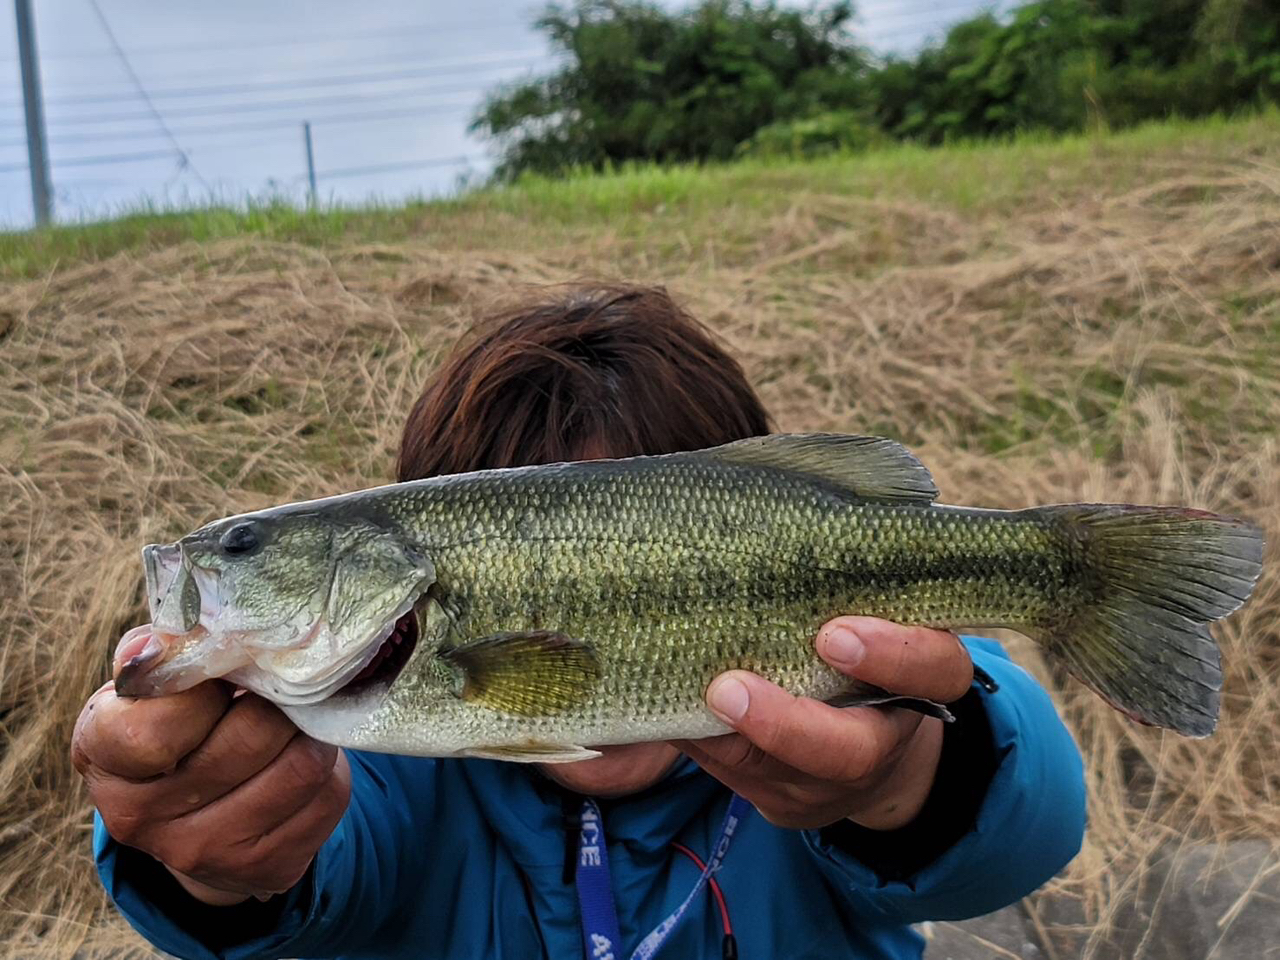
[397,285,771,481]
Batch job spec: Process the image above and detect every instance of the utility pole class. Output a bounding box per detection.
[15,0,53,227]
[303,121,317,209]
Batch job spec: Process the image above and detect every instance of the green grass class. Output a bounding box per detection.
[3,109,1276,281]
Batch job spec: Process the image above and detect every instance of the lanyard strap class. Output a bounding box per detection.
[629,793,752,960]
[576,798,624,960]
[575,793,753,960]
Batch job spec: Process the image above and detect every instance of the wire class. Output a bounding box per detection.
[307,155,481,180]
[0,17,533,63]
[14,51,550,109]
[0,6,994,111]
[670,843,732,936]
[0,47,554,98]
[861,1,1014,43]
[83,0,211,193]
[857,0,1001,24]
[864,20,984,44]
[860,0,1005,30]
[0,148,179,174]
[28,82,502,127]
[0,101,478,153]
[49,177,133,187]
[1,2,1000,66]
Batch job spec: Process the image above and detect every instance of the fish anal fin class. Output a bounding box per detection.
[462,742,602,764]
[440,630,601,716]
[699,434,938,504]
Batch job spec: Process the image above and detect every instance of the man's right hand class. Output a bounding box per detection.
[71,632,351,906]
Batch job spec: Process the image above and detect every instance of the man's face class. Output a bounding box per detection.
[537,742,682,797]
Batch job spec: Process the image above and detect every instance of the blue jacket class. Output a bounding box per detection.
[94,637,1086,960]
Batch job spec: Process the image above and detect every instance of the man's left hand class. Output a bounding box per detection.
[673,617,973,831]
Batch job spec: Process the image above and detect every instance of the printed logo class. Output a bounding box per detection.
[580,805,602,867]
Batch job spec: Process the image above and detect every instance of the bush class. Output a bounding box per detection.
[735,109,887,158]
[472,0,872,179]
[471,0,1280,177]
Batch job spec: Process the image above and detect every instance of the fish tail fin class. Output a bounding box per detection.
[1039,505,1263,738]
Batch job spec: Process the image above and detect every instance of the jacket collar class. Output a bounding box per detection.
[454,754,725,869]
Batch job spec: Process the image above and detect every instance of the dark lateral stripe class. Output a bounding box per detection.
[480,546,1080,623]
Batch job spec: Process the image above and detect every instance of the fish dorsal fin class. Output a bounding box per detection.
[441,631,601,716]
[696,433,938,504]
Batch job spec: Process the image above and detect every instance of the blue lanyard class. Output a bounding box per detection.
[575,798,624,960]
[576,793,753,960]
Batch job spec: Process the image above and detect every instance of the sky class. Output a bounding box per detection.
[0,0,1008,230]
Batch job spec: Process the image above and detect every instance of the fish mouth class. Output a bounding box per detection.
[332,606,420,698]
[114,624,175,694]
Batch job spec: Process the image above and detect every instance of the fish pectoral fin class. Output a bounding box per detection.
[825,687,955,722]
[440,630,601,716]
[696,433,938,504]
[462,742,603,764]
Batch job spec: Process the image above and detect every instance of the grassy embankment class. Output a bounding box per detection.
[2,111,1278,958]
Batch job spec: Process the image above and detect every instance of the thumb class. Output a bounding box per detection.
[816,616,973,703]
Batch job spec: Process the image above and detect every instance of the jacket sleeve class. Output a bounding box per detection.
[801,636,1087,924]
[94,750,433,960]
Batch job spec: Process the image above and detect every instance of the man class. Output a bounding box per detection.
[74,285,1086,959]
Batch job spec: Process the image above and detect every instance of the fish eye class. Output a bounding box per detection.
[220,522,261,556]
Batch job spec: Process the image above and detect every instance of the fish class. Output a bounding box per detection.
[113,434,1265,759]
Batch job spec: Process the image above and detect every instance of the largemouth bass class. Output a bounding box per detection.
[115,434,1264,756]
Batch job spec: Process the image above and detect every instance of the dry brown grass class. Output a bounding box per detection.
[1,132,1278,957]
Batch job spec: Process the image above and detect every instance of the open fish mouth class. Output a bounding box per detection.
[219,590,428,705]
[117,552,427,703]
[332,606,420,698]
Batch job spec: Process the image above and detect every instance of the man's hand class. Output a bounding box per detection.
[674,617,973,831]
[71,631,351,906]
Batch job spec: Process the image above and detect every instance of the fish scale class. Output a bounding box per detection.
[338,460,1079,753]
[120,434,1264,752]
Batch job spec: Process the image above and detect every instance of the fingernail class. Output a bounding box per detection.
[113,624,155,668]
[823,625,866,667]
[706,676,750,724]
[114,635,163,677]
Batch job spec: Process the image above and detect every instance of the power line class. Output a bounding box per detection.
[2,51,549,109]
[859,0,1005,31]
[0,147,178,174]
[0,6,993,112]
[856,0,1000,22]
[2,45,553,96]
[0,101,478,155]
[308,154,480,180]
[0,1,993,67]
[860,1,1015,43]
[0,148,483,181]
[53,177,133,188]
[18,81,502,128]
[84,0,210,193]
[865,16,1001,45]
[0,2,1018,210]
[0,5,989,157]
[0,6,962,103]
[0,7,1004,116]
[0,18,533,63]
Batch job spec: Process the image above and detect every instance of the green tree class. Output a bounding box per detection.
[868,0,1280,145]
[471,0,872,179]
[471,0,1280,178]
